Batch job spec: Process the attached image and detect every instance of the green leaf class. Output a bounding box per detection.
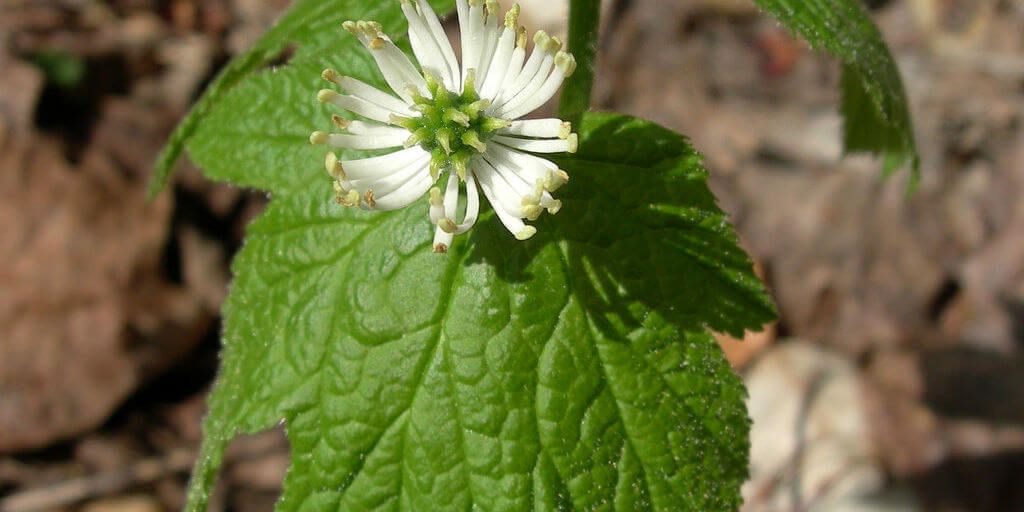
[752,0,920,187]
[171,2,774,509]
[147,0,455,198]
[185,111,774,511]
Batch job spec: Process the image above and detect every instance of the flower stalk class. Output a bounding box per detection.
[558,0,601,125]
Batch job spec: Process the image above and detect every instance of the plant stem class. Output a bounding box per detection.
[557,0,601,124]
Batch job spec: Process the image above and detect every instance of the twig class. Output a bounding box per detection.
[0,449,195,512]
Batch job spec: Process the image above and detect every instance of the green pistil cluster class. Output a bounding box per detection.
[390,71,509,181]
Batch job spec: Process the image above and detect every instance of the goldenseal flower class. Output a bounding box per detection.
[310,0,577,253]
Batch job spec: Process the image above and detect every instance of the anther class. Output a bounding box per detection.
[504,4,521,29]
[545,169,569,191]
[439,218,457,233]
[533,30,550,49]
[317,89,340,104]
[321,68,341,84]
[559,122,572,140]
[515,226,537,240]
[309,131,329,145]
[331,115,351,130]
[429,187,444,207]
[485,0,500,17]
[555,52,577,76]
[337,189,360,207]
[545,36,563,54]
[325,152,345,180]
[522,204,542,221]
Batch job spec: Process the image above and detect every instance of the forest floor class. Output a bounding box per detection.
[1,0,1023,510]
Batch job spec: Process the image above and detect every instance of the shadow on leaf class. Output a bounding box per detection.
[465,113,775,339]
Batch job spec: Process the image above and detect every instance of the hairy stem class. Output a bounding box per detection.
[557,0,601,124]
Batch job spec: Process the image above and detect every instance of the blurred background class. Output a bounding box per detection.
[2,0,1023,510]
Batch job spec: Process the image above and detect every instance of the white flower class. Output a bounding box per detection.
[310,0,577,253]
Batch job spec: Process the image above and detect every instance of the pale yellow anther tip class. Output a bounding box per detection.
[522,205,542,221]
[559,122,572,140]
[545,37,563,54]
[341,20,357,32]
[325,152,345,179]
[545,170,568,192]
[317,89,339,103]
[557,53,578,77]
[547,200,563,215]
[439,218,457,233]
[533,30,550,47]
[321,68,340,83]
[561,52,577,75]
[504,4,521,28]
[515,226,537,241]
[336,188,360,207]
[309,131,329,145]
[429,187,443,206]
[567,133,579,153]
[516,27,527,48]
[332,115,352,130]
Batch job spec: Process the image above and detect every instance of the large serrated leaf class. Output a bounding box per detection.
[184,111,774,512]
[752,0,920,186]
[166,1,776,509]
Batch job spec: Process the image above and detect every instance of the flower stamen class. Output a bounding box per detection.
[313,0,578,250]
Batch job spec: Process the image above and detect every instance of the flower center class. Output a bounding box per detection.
[390,71,509,181]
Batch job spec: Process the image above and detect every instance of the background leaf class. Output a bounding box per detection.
[751,0,920,186]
